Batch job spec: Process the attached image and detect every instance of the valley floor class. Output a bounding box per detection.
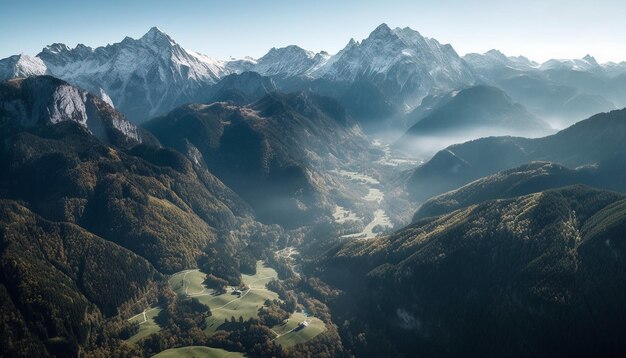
[330,138,421,239]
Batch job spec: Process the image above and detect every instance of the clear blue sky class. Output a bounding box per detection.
[2,0,626,63]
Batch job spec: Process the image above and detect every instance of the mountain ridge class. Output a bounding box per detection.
[408,107,626,201]
[397,85,550,152]
[2,25,625,126]
[143,90,371,227]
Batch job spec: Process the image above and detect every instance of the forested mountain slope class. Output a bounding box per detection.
[315,186,626,357]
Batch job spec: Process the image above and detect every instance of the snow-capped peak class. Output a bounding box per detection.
[6,23,625,125]
[138,26,176,47]
[0,54,48,79]
[145,26,167,37]
[464,49,539,71]
[264,45,315,58]
[539,55,602,72]
[485,49,508,60]
[369,23,395,39]
[26,27,234,122]
[252,45,328,78]
[311,23,476,108]
[42,43,72,55]
[582,54,599,67]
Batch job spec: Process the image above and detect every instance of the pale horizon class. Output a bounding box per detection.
[2,0,626,64]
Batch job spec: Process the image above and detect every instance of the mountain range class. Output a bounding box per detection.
[3,24,623,131]
[464,50,625,125]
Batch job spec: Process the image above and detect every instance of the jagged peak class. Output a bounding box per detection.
[271,44,308,53]
[372,23,392,33]
[74,43,92,51]
[394,26,424,39]
[139,26,175,45]
[313,51,331,62]
[259,45,314,61]
[146,26,167,36]
[583,54,599,66]
[284,45,311,54]
[71,43,94,57]
[42,43,71,54]
[485,49,507,58]
[369,23,395,39]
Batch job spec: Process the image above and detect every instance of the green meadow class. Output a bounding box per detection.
[272,312,326,347]
[171,261,279,334]
[126,307,163,344]
[152,346,244,358]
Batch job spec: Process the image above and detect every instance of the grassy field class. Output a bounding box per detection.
[170,261,279,335]
[169,270,208,296]
[272,312,326,347]
[167,261,325,347]
[152,346,244,358]
[126,307,162,344]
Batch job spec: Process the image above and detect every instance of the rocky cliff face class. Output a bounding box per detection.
[0,76,141,145]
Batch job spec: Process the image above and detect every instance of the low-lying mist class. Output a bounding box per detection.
[389,125,558,160]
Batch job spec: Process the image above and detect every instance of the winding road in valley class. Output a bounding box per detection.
[332,169,393,239]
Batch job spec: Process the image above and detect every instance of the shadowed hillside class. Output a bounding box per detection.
[314,185,626,357]
[144,91,372,227]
